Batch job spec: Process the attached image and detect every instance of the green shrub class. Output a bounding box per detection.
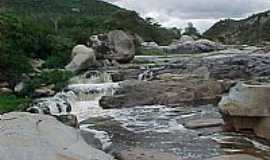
[139,49,166,56]
[0,95,31,113]
[21,70,73,97]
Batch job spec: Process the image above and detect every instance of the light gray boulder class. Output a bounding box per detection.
[219,82,270,139]
[184,118,224,129]
[219,82,270,117]
[14,81,25,93]
[65,45,97,73]
[0,112,114,160]
[88,30,135,63]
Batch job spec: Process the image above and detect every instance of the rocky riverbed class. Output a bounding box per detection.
[1,31,270,160]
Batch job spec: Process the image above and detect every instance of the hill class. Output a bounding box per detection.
[204,10,270,44]
[0,0,179,84]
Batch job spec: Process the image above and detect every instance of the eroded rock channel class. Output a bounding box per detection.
[2,32,270,160]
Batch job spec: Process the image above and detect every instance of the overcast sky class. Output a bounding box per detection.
[103,0,270,32]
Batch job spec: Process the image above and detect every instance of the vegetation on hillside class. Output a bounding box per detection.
[204,10,270,44]
[0,0,181,86]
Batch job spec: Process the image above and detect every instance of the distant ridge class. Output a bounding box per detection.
[204,10,270,44]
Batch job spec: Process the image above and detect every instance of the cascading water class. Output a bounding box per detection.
[28,71,119,122]
[138,66,166,81]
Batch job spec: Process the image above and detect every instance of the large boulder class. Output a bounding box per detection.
[65,45,97,73]
[179,35,195,43]
[219,82,270,117]
[100,79,233,109]
[219,82,270,139]
[0,112,114,160]
[88,30,135,63]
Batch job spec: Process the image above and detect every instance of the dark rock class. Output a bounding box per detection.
[56,114,79,128]
[0,81,9,88]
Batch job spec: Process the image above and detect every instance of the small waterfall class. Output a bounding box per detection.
[28,71,119,122]
[138,66,166,81]
[69,70,112,84]
[28,91,76,115]
[138,70,154,81]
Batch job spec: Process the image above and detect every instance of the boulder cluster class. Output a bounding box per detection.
[65,30,135,73]
[142,35,225,54]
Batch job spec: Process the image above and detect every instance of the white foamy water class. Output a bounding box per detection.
[201,133,270,153]
[87,105,189,133]
[68,72,119,122]
[29,71,119,122]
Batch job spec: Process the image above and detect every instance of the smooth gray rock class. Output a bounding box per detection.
[89,30,135,63]
[206,154,263,160]
[116,148,178,160]
[219,82,270,139]
[107,30,135,63]
[184,118,224,129]
[65,45,97,73]
[0,112,114,160]
[14,81,25,93]
[219,82,270,117]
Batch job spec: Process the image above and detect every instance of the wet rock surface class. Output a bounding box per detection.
[81,104,270,160]
[115,148,178,160]
[0,112,114,160]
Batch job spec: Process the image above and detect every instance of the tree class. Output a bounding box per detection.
[170,27,182,39]
[183,22,200,37]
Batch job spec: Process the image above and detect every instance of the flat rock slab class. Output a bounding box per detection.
[0,112,114,160]
[100,79,233,109]
[184,118,224,129]
[116,148,178,160]
[206,154,263,160]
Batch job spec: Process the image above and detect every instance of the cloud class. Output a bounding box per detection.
[103,0,270,32]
